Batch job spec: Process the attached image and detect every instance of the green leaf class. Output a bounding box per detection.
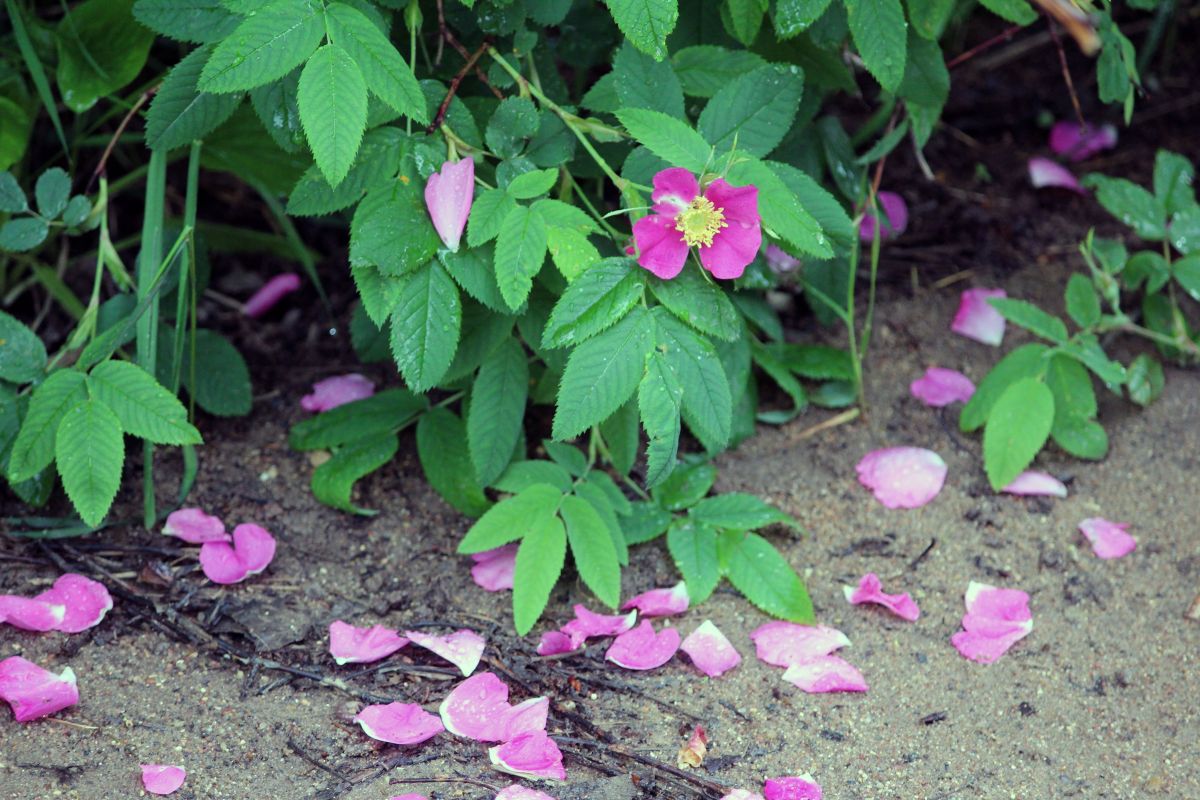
[725,159,830,258]
[486,97,539,160]
[988,298,1068,343]
[575,481,629,567]
[622,501,673,544]
[1084,174,1167,240]
[638,350,683,488]
[774,0,833,37]
[62,196,92,228]
[351,182,441,277]
[34,168,70,219]
[1044,353,1096,423]
[132,0,240,43]
[983,377,1055,490]
[698,65,805,157]
[691,493,797,530]
[288,126,404,216]
[896,31,948,107]
[752,340,808,421]
[960,343,1049,432]
[844,0,907,92]
[0,310,47,384]
[546,228,601,282]
[512,513,567,634]
[1153,150,1195,215]
[543,259,644,348]
[653,460,717,510]
[667,519,721,602]
[615,109,711,175]
[553,306,650,441]
[494,205,549,312]
[312,434,398,514]
[978,0,1037,24]
[468,337,529,485]
[494,460,573,493]
[780,344,853,380]
[725,0,767,45]
[1171,207,1200,256]
[718,530,813,622]
[0,218,49,252]
[0,100,31,173]
[649,268,741,341]
[459,482,562,553]
[1064,273,1101,328]
[546,441,588,476]
[854,119,910,165]
[605,0,679,61]
[55,399,124,527]
[326,2,427,122]
[1175,254,1200,301]
[181,329,252,416]
[146,46,244,152]
[289,388,426,450]
[613,42,685,118]
[389,262,461,392]
[1051,413,1108,460]
[200,0,325,93]
[506,168,559,200]
[1058,334,1126,386]
[767,160,854,251]
[600,400,640,476]
[672,46,766,97]
[560,494,622,607]
[55,0,154,112]
[86,361,201,445]
[468,188,518,248]
[7,370,88,482]
[298,44,368,187]
[249,68,305,152]
[1125,353,1164,407]
[653,309,732,450]
[906,0,956,39]
[416,407,492,517]
[0,172,27,213]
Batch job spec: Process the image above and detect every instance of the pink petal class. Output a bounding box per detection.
[141,765,186,795]
[679,620,742,677]
[859,191,908,241]
[163,507,229,543]
[404,629,486,676]
[471,544,518,592]
[764,244,800,274]
[963,581,1032,622]
[764,775,823,800]
[720,792,766,800]
[950,627,1031,664]
[328,621,408,665]
[243,273,301,318]
[300,373,376,413]
[1079,517,1137,559]
[1002,470,1068,498]
[781,656,868,693]
[698,180,761,280]
[605,620,680,670]
[621,581,689,617]
[536,630,576,657]
[0,656,79,722]
[425,158,475,251]
[439,672,546,742]
[909,367,975,407]
[199,523,277,585]
[651,167,699,214]
[505,696,550,740]
[842,573,920,622]
[704,178,760,225]
[1028,157,1086,195]
[495,786,559,800]
[354,702,444,745]
[560,604,637,647]
[750,622,850,667]
[0,596,65,632]
[1049,121,1118,162]
[951,287,1008,346]
[951,581,1033,664]
[35,574,113,633]
[633,214,689,279]
[488,730,567,782]
[855,447,947,509]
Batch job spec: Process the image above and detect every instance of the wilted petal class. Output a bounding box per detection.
[0,656,78,722]
[141,765,186,795]
[781,656,868,693]
[621,581,689,617]
[471,544,518,592]
[1079,517,1136,559]
[859,191,908,242]
[605,621,680,670]
[909,367,975,407]
[720,792,766,800]
[354,702,443,745]
[855,447,947,509]
[199,523,277,585]
[405,629,486,676]
[952,581,1033,664]
[1049,121,1118,161]
[0,596,65,632]
[243,273,301,317]
[764,774,823,800]
[425,158,475,251]
[677,724,708,768]
[560,605,637,647]
[1002,470,1068,498]
[163,507,229,544]
[329,621,408,665]
[489,730,567,782]
[1028,157,1086,195]
[680,621,742,677]
[951,287,1007,346]
[536,631,576,657]
[765,244,800,274]
[842,573,920,622]
[300,374,376,413]
[36,574,112,633]
[750,622,850,668]
[495,786,559,800]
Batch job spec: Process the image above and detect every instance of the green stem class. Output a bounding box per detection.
[859,214,882,357]
[845,235,864,411]
[138,150,168,529]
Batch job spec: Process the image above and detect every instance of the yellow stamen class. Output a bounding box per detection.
[675,196,726,248]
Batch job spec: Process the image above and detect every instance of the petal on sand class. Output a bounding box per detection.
[764,774,824,799]
[328,621,408,665]
[560,605,637,647]
[199,524,277,584]
[621,581,689,617]
[495,784,559,800]
[163,507,229,543]
[471,544,518,592]
[680,621,742,677]
[951,582,1033,664]
[1002,470,1068,498]
[781,656,868,693]
[909,367,975,407]
[1078,517,1137,559]
[1028,157,1086,195]
[750,622,850,668]
[405,629,486,676]
[488,731,567,782]
[0,656,78,722]
[141,765,186,795]
[0,596,65,632]
[440,672,524,742]
[605,621,680,670]
[964,581,1033,622]
[35,574,113,633]
[300,373,376,413]
[951,287,1007,346]
[842,573,920,622]
[354,702,443,745]
[855,447,947,509]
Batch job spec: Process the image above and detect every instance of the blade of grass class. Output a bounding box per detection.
[5,0,71,164]
[137,150,167,529]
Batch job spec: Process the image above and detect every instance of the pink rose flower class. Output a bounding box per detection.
[425,158,475,251]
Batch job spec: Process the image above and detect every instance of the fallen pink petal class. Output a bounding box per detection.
[471,544,518,592]
[1028,157,1086,195]
[750,622,851,668]
[1079,517,1137,559]
[199,523,277,585]
[0,656,79,722]
[951,581,1033,664]
[404,629,486,676]
[163,507,229,543]
[677,724,708,768]
[425,158,475,252]
[495,784,559,800]
[439,672,548,743]
[328,621,408,665]
[354,702,444,745]
[909,367,975,407]
[141,764,186,795]
[764,774,823,800]
[858,191,908,242]
[488,730,567,782]
[680,620,742,677]
[951,287,1008,346]
[605,620,680,670]
[843,573,920,622]
[300,373,376,413]
[1002,470,1068,498]
[243,272,301,318]
[560,605,637,647]
[35,574,112,633]
[621,581,689,617]
[1049,120,1118,161]
[782,656,868,693]
[765,244,800,274]
[855,447,947,509]
[0,596,65,632]
[535,630,576,657]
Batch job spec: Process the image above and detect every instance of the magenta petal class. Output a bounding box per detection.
[698,221,761,280]
[859,191,908,242]
[495,786,559,800]
[404,629,486,676]
[505,696,550,740]
[354,702,444,745]
[300,373,376,413]
[680,620,741,677]
[560,605,637,647]
[35,574,113,633]
[910,367,975,407]
[438,672,513,741]
[964,581,1032,622]
[1028,157,1086,195]
[1002,470,1068,498]
[781,656,868,693]
[621,581,689,617]
[651,167,699,213]
[750,622,850,667]
[633,214,689,279]
[1049,121,1118,162]
[0,656,78,722]
[0,596,65,632]
[855,447,947,509]
[425,158,475,251]
[141,765,186,795]
[605,620,680,670]
[328,621,408,665]
[1079,517,1136,559]
[952,581,1033,664]
[243,273,301,318]
[843,573,920,622]
[764,244,800,274]
[764,775,823,800]
[471,544,518,592]
[704,178,760,225]
[488,730,567,782]
[536,630,576,656]
[199,523,277,585]
[163,507,229,544]
[951,287,1007,346]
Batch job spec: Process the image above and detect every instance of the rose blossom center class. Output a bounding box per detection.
[674,196,726,248]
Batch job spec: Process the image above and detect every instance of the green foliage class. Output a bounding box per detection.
[55,0,154,112]
[298,44,368,186]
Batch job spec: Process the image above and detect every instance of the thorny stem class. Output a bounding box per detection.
[428,38,493,133]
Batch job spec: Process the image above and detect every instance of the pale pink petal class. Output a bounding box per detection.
[750,622,850,667]
[951,287,1007,346]
[680,620,742,677]
[781,656,868,693]
[621,581,689,617]
[163,507,229,543]
[0,596,65,632]
[199,523,277,585]
[471,544,518,592]
[855,446,947,509]
[605,620,680,670]
[354,702,444,745]
[842,573,920,622]
[952,581,1033,664]
[495,785,559,800]
[300,373,376,413]
[141,765,186,795]
[560,605,637,647]
[425,158,475,251]
[404,629,486,676]
[329,621,408,665]
[243,273,301,318]
[35,574,113,633]
[1079,517,1137,559]
[438,672,514,742]
[963,581,1032,622]
[488,730,567,782]
[764,774,823,800]
[951,626,1030,664]
[909,367,975,407]
[651,167,699,214]
[1002,470,1068,498]
[1049,121,1118,162]
[764,244,800,274]
[633,214,689,279]
[859,191,908,241]
[536,630,576,656]
[720,791,766,800]
[504,696,550,740]
[1028,157,1086,195]
[0,656,78,722]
